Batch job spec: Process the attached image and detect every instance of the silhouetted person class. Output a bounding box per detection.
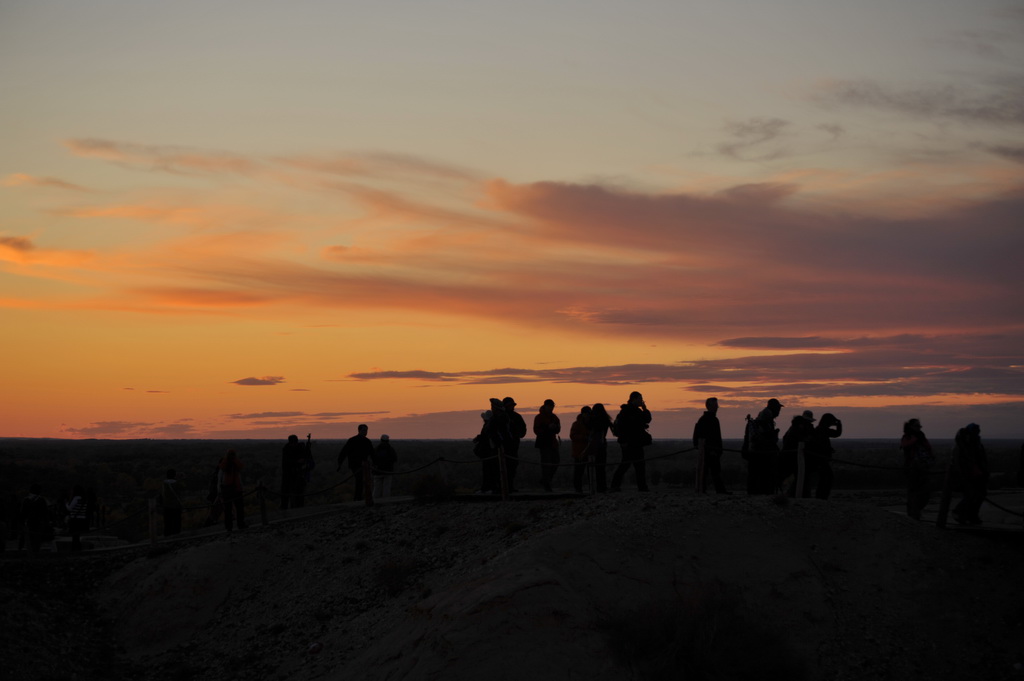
[588,403,613,493]
[900,418,933,520]
[746,398,783,495]
[160,468,185,536]
[803,413,842,499]
[570,406,592,493]
[473,409,494,492]
[338,424,374,501]
[610,391,652,492]
[503,397,527,492]
[693,397,730,494]
[281,434,313,509]
[21,483,52,554]
[534,399,561,491]
[372,434,398,499]
[66,485,87,552]
[219,449,246,531]
[951,423,988,525]
[781,411,815,496]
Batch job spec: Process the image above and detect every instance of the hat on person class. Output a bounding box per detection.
[801,410,815,422]
[768,398,784,408]
[502,396,516,406]
[380,434,389,441]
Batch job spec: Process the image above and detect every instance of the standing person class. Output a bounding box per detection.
[280,434,304,509]
[692,397,730,494]
[503,397,527,492]
[746,398,783,495]
[781,411,815,496]
[473,409,495,493]
[534,399,562,492]
[803,413,842,499]
[900,418,934,520]
[610,391,653,492]
[21,484,52,555]
[219,449,246,532]
[338,425,375,501]
[570,406,592,493]
[951,423,988,525]
[160,469,185,536]
[372,434,398,499]
[66,485,87,552]
[588,403,613,493]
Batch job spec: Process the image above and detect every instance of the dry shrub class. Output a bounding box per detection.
[601,583,806,681]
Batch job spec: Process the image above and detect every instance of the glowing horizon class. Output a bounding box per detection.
[2,1,1022,440]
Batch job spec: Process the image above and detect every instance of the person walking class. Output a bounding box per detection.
[338,425,375,501]
[610,391,653,492]
[693,397,730,494]
[900,419,933,520]
[218,450,246,531]
[534,399,561,492]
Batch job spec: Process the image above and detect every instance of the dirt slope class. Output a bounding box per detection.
[3,492,1022,680]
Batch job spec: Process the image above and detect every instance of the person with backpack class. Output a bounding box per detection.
[338,425,375,501]
[610,391,653,492]
[781,411,815,496]
[744,398,783,495]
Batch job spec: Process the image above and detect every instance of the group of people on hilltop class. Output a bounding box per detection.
[901,419,990,524]
[694,397,843,499]
[336,425,398,501]
[473,391,653,494]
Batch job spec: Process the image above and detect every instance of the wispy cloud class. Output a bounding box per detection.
[3,173,89,191]
[717,117,792,160]
[815,78,1024,126]
[231,376,286,386]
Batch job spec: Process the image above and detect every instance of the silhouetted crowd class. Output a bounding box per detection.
[3,396,1015,553]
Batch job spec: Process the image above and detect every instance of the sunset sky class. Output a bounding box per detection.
[2,1,1023,441]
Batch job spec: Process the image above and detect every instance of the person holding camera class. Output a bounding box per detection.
[610,391,653,492]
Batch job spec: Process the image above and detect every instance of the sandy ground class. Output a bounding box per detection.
[2,490,1022,681]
